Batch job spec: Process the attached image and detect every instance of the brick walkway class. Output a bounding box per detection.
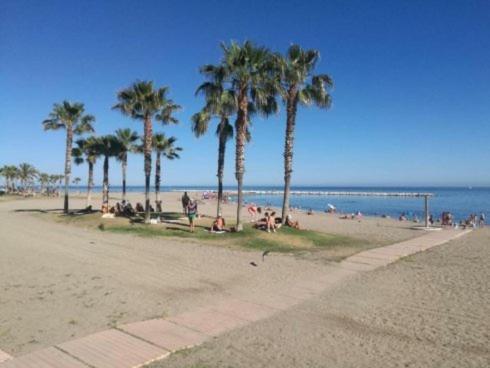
[0,229,470,368]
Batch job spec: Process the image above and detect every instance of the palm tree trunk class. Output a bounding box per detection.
[143,117,153,222]
[217,124,227,217]
[235,91,248,231]
[155,151,162,212]
[64,128,73,213]
[102,155,109,210]
[281,92,298,224]
[87,161,94,208]
[121,154,127,203]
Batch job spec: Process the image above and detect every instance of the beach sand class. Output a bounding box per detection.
[147,228,490,368]
[0,192,427,356]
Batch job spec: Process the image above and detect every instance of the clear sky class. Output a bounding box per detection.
[1,0,489,187]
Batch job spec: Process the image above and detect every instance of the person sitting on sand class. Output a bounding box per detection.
[187,200,198,232]
[115,202,124,216]
[286,213,300,229]
[211,215,226,232]
[253,213,267,230]
[124,202,136,217]
[135,202,144,212]
[307,208,313,215]
[399,213,407,221]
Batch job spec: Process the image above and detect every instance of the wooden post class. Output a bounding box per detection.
[424,195,429,228]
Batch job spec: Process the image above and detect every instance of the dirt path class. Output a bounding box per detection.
[147,228,490,368]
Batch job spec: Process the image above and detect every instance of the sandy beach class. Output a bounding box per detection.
[1,192,487,367]
[147,228,490,368]
[0,192,421,356]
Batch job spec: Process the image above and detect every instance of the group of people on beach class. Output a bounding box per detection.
[397,211,486,229]
[102,200,159,217]
[179,197,301,234]
[455,213,485,229]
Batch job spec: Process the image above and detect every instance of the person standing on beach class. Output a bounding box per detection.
[182,192,190,215]
[479,213,486,227]
[187,200,198,232]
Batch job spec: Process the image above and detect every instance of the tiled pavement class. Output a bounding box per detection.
[0,229,471,368]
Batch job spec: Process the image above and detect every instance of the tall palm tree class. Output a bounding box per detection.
[275,45,333,223]
[18,163,38,192]
[115,128,139,203]
[72,136,99,207]
[113,81,180,222]
[153,133,182,212]
[192,67,237,216]
[213,41,278,230]
[42,101,95,213]
[94,135,123,212]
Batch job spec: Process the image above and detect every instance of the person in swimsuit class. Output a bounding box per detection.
[211,215,226,232]
[187,200,198,232]
[247,203,258,221]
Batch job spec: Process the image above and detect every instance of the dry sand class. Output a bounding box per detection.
[148,228,490,368]
[0,192,424,357]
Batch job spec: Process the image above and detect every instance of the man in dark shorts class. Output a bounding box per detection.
[181,192,190,215]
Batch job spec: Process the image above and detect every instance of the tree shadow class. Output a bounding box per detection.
[13,208,62,214]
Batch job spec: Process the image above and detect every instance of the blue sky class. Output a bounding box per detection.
[1,0,489,186]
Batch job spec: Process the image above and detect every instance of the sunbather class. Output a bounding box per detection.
[286,214,300,229]
[211,215,226,232]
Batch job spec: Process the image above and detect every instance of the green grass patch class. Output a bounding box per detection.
[39,210,369,259]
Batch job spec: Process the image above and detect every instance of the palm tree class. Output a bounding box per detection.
[113,81,180,222]
[192,67,236,216]
[38,173,51,194]
[18,163,38,192]
[0,166,8,192]
[275,45,333,223]
[42,101,95,213]
[94,135,123,212]
[72,136,99,207]
[0,165,19,193]
[153,133,182,212]
[213,41,278,230]
[115,128,139,203]
[72,177,81,185]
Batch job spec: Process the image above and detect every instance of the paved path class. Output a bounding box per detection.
[0,229,470,368]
